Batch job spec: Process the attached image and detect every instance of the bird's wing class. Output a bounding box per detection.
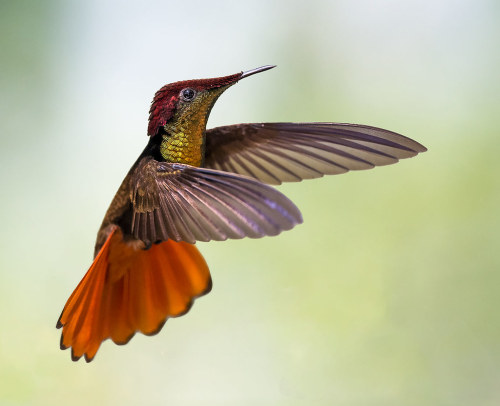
[204,123,427,185]
[128,157,302,244]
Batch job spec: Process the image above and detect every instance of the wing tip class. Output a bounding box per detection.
[416,143,428,153]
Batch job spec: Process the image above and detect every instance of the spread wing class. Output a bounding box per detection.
[204,123,427,185]
[128,157,302,245]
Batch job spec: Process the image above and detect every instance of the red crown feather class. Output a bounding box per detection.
[147,73,242,136]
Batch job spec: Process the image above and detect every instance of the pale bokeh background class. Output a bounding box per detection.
[1,0,499,405]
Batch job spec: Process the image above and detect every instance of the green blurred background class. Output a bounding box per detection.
[1,0,499,404]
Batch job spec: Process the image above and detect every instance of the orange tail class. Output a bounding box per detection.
[56,227,211,362]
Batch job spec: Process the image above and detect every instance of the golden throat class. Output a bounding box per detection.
[160,123,205,167]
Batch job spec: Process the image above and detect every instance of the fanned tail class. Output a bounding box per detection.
[56,227,211,362]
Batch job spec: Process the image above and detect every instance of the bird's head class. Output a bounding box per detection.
[147,65,275,137]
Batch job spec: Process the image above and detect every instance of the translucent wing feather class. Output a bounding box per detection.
[129,158,302,245]
[205,123,426,185]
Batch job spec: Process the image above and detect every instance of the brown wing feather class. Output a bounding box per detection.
[205,123,427,185]
[129,158,302,245]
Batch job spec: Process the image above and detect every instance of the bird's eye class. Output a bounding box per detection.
[180,88,196,102]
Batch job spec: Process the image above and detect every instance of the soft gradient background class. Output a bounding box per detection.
[1,0,499,405]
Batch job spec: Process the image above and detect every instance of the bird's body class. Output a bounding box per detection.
[57,66,426,362]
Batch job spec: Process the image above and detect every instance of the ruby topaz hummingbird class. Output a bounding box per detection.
[57,65,426,362]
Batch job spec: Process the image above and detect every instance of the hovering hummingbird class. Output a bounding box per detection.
[57,65,426,362]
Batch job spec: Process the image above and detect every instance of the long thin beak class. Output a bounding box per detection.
[240,65,276,80]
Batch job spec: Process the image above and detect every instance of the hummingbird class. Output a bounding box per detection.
[57,65,426,362]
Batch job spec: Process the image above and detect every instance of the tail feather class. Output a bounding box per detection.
[57,227,211,362]
[106,273,134,345]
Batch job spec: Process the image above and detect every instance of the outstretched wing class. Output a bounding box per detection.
[128,157,302,245]
[205,123,427,185]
